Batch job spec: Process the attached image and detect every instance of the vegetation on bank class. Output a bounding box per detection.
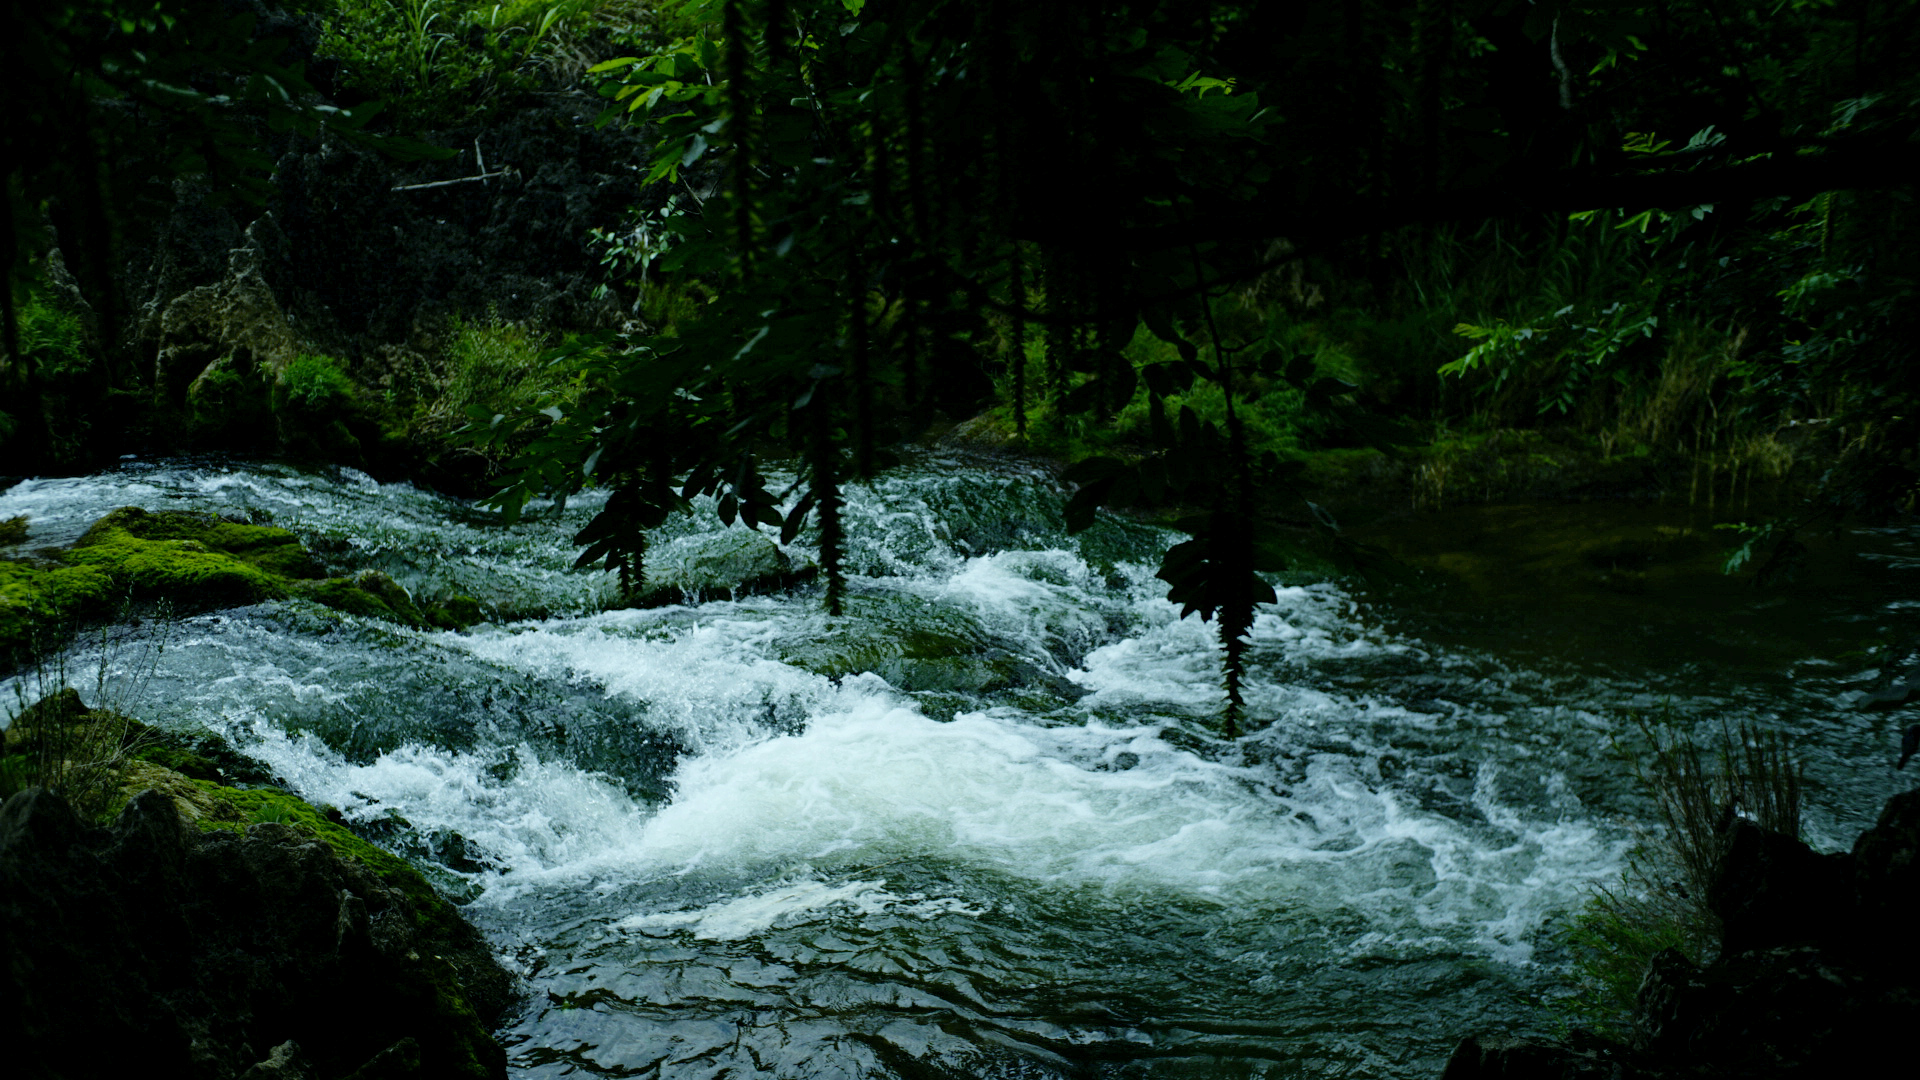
[1556,718,1807,1037]
[9,6,1913,711]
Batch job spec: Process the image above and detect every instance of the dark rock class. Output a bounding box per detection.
[1442,788,1920,1078]
[1439,1034,1617,1079]
[241,1041,315,1080]
[1851,788,1920,967]
[0,787,509,1080]
[119,96,650,367]
[1706,820,1850,957]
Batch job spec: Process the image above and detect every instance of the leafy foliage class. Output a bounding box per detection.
[469,0,1920,731]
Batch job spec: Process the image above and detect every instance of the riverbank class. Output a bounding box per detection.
[1444,788,1920,1079]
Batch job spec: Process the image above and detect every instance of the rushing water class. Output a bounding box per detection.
[3,456,1915,1078]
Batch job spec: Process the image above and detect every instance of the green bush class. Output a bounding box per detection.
[1,289,101,471]
[280,353,358,413]
[313,0,645,122]
[1557,717,1805,1036]
[419,316,580,436]
[15,294,92,378]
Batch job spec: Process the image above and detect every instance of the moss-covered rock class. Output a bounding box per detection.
[0,558,114,662]
[0,686,516,1075]
[68,505,321,601]
[425,594,484,629]
[296,569,432,628]
[2,784,512,1079]
[634,527,807,607]
[186,347,277,448]
[1,506,460,667]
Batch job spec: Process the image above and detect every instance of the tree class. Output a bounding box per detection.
[2,0,444,471]
[457,0,1920,729]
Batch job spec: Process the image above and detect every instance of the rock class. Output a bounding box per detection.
[241,1041,315,1080]
[1850,788,1920,966]
[3,507,456,668]
[0,786,510,1080]
[1439,1034,1615,1079]
[149,218,305,408]
[119,96,648,369]
[637,528,800,605]
[1442,788,1920,1079]
[299,570,433,628]
[1706,820,1849,957]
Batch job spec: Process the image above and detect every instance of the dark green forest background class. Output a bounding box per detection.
[6,0,1919,725]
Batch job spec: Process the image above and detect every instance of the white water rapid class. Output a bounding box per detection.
[4,455,1912,1078]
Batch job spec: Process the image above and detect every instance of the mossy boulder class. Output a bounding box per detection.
[634,527,804,607]
[1,785,511,1079]
[2,506,460,668]
[68,506,324,596]
[1,687,516,1076]
[0,558,115,662]
[186,347,277,448]
[776,603,1069,697]
[297,569,432,628]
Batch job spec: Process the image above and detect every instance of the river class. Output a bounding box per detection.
[3,454,1914,1078]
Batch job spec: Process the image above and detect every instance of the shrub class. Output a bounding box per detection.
[419,316,580,438]
[280,353,358,413]
[1558,717,1805,1036]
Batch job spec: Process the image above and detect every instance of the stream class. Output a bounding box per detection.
[3,454,1916,1079]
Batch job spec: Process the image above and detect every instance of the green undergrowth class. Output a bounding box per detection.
[1,507,481,666]
[1554,717,1804,1038]
[311,0,659,125]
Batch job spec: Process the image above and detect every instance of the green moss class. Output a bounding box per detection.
[0,558,115,662]
[1,507,446,666]
[66,509,298,605]
[0,516,27,546]
[188,783,467,937]
[188,350,277,447]
[294,570,432,628]
[132,744,225,782]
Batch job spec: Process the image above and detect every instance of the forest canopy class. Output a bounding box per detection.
[7,0,1919,727]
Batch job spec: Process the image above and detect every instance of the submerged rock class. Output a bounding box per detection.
[0,786,511,1080]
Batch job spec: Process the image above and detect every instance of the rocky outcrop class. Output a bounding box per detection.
[0,786,512,1080]
[1440,790,1920,1079]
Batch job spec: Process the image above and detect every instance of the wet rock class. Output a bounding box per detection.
[1707,820,1850,957]
[636,528,803,606]
[301,569,432,628]
[241,1040,316,1080]
[1849,789,1920,966]
[1439,1034,1615,1079]
[0,786,509,1080]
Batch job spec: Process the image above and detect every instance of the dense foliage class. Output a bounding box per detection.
[6,0,1918,728]
[471,0,1920,729]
